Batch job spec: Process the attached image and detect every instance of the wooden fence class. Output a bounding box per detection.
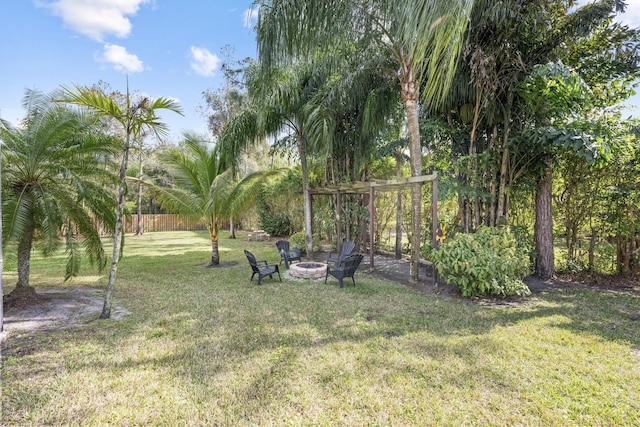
[123,214,206,233]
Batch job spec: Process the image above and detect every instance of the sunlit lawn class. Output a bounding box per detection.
[2,230,639,426]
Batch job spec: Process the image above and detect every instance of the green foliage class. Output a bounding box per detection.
[259,211,293,237]
[256,170,303,237]
[433,226,531,297]
[289,231,305,250]
[289,231,322,253]
[1,89,118,285]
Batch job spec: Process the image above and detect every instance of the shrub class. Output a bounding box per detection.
[289,231,322,254]
[258,211,293,237]
[432,226,531,297]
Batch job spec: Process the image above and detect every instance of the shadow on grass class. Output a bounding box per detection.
[3,231,639,424]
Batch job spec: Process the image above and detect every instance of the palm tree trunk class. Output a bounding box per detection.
[210,232,220,266]
[535,156,555,279]
[101,138,130,319]
[207,216,220,266]
[401,76,422,282]
[298,132,313,255]
[16,228,34,290]
[229,217,236,239]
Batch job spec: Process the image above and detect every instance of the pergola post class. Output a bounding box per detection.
[309,174,437,276]
[432,175,439,287]
[309,193,314,251]
[369,185,375,272]
[336,190,342,254]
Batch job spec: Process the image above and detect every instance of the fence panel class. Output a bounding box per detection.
[124,214,206,233]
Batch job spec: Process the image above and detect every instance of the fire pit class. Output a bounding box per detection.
[289,262,328,279]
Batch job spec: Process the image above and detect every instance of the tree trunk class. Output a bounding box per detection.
[469,91,481,229]
[206,212,220,266]
[488,125,498,227]
[617,235,630,276]
[497,100,512,223]
[16,228,34,289]
[135,152,144,236]
[229,217,236,239]
[401,76,422,282]
[535,157,555,279]
[210,224,220,266]
[588,227,597,272]
[101,137,131,319]
[298,132,313,255]
[395,151,403,259]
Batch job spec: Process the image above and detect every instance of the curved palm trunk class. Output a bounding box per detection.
[16,228,34,290]
[535,156,555,279]
[401,75,422,282]
[101,138,131,319]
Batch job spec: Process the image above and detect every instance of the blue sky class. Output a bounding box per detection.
[1,1,639,144]
[1,0,258,141]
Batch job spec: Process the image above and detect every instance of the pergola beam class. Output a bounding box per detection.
[310,173,438,280]
[309,173,438,195]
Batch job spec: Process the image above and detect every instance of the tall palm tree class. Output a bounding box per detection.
[59,83,183,319]
[157,133,275,265]
[254,0,474,280]
[0,89,118,296]
[220,62,323,255]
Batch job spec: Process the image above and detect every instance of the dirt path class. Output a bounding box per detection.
[1,287,130,342]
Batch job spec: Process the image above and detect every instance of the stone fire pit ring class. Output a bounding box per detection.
[288,262,328,279]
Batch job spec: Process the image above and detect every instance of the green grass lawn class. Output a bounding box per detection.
[2,230,639,426]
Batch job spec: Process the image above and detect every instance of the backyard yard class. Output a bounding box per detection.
[1,230,639,426]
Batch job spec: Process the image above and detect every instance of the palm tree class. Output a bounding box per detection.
[0,89,118,296]
[254,0,474,280]
[156,133,275,266]
[220,62,322,255]
[59,83,183,319]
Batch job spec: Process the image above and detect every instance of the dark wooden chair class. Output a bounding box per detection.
[327,240,356,267]
[275,240,302,269]
[325,253,364,288]
[244,250,281,285]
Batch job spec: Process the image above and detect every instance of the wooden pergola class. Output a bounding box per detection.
[309,173,439,278]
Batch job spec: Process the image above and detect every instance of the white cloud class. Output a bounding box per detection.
[576,0,640,27]
[243,7,258,29]
[97,44,144,73]
[620,2,640,27]
[189,46,220,77]
[41,0,150,41]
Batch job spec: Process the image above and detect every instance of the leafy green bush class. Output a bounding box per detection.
[289,231,322,254]
[258,211,293,237]
[432,226,531,297]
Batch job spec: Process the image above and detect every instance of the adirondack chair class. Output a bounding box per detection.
[244,250,281,285]
[325,253,364,288]
[327,240,355,267]
[275,240,302,269]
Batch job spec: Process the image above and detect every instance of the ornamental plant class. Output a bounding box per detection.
[433,226,531,297]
